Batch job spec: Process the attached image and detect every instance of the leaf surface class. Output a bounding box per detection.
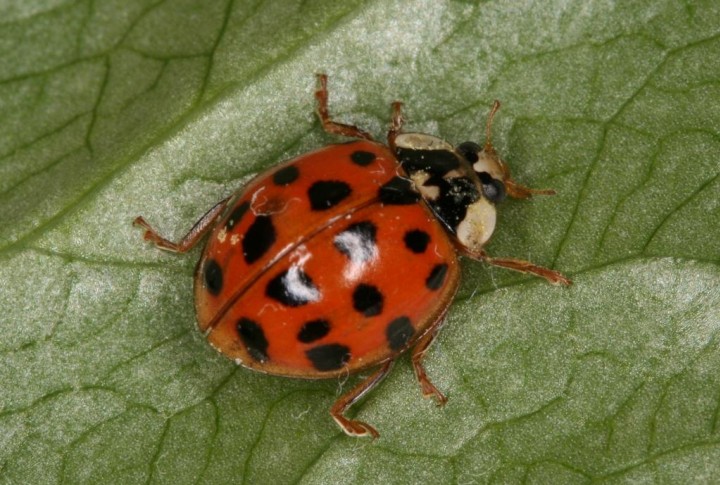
[1,1,719,483]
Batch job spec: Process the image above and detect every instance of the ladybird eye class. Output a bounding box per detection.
[456,141,480,163]
[477,171,506,204]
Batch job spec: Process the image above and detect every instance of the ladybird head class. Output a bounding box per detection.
[456,140,508,204]
[393,100,547,256]
[394,132,507,256]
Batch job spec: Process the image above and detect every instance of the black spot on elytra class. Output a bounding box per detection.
[308,180,352,210]
[297,319,331,343]
[306,343,351,371]
[352,283,384,317]
[378,176,420,205]
[273,165,299,186]
[350,150,376,166]
[242,215,276,264]
[203,259,223,295]
[386,316,414,351]
[426,263,448,290]
[333,221,377,263]
[397,147,460,176]
[225,201,249,230]
[477,171,506,204]
[237,318,269,362]
[266,268,320,307]
[403,229,430,254]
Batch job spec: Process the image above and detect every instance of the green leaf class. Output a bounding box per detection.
[1,0,719,483]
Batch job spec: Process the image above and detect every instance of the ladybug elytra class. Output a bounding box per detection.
[135,74,570,438]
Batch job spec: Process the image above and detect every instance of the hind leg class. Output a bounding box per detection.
[411,317,449,406]
[330,360,394,438]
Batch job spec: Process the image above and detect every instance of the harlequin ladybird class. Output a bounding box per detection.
[134,74,571,438]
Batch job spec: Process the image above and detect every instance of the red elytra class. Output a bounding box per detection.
[135,74,570,438]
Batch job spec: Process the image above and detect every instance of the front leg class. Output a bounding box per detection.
[480,100,556,199]
[477,250,571,286]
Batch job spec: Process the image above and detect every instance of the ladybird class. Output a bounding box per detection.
[134,74,571,438]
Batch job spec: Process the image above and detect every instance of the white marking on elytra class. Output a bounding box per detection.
[217,227,228,243]
[289,244,311,265]
[334,223,379,282]
[230,234,240,245]
[284,245,321,303]
[334,229,378,265]
[283,266,320,303]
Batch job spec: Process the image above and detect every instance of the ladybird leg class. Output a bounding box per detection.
[387,101,404,151]
[411,324,448,406]
[482,100,556,199]
[503,173,556,199]
[330,360,394,438]
[496,153,556,198]
[315,74,374,141]
[133,197,230,253]
[478,250,572,286]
